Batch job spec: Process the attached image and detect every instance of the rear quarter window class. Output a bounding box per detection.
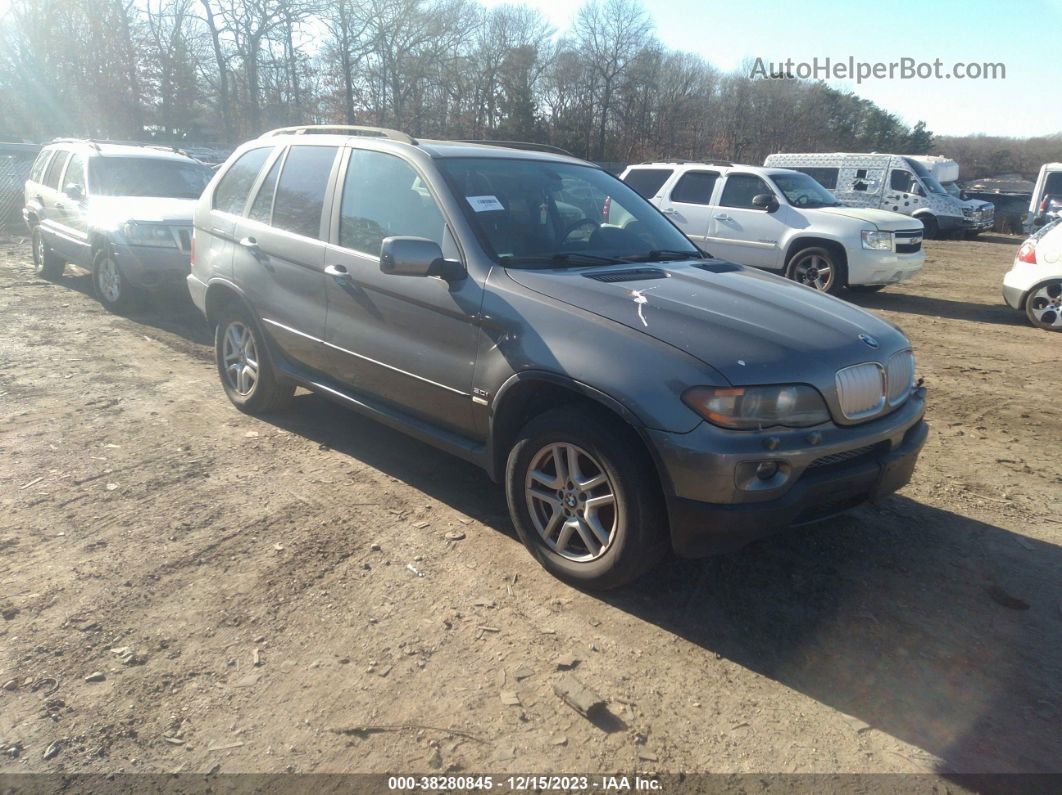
[623,168,673,199]
[213,147,272,215]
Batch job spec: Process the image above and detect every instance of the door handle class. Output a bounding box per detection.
[324,264,349,279]
[713,213,732,221]
[55,202,64,210]
[661,207,677,214]
[239,236,258,249]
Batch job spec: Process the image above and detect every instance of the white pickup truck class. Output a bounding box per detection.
[620,161,925,294]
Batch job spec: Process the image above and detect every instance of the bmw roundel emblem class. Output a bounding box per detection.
[859,333,880,349]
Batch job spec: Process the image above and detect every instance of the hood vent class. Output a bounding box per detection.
[696,259,742,273]
[583,268,669,283]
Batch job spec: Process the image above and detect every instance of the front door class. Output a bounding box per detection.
[232,144,340,374]
[705,173,787,269]
[657,170,720,251]
[322,147,481,439]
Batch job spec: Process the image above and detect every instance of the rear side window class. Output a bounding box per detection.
[719,174,771,209]
[213,147,271,215]
[248,153,283,223]
[30,151,53,183]
[339,149,445,255]
[795,167,838,190]
[623,168,673,198]
[42,151,71,190]
[670,171,719,205]
[63,154,85,191]
[271,145,338,239]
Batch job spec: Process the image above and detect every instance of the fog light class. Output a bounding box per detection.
[755,461,779,481]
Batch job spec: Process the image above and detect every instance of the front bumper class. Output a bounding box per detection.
[936,215,966,233]
[650,388,928,557]
[846,249,924,286]
[111,243,191,289]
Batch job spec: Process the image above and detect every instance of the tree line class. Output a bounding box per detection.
[0,0,938,165]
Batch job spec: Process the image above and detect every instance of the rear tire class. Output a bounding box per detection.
[785,246,846,295]
[505,406,668,590]
[92,247,139,313]
[31,226,64,279]
[215,304,295,413]
[1025,279,1062,332]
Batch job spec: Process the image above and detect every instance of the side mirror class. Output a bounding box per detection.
[751,193,779,212]
[64,183,84,201]
[959,190,968,201]
[380,236,463,281]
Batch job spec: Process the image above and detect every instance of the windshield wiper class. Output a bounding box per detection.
[621,249,704,262]
[501,252,627,267]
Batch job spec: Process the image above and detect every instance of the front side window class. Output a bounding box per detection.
[271,145,338,239]
[43,151,70,190]
[670,171,719,205]
[339,149,444,255]
[903,158,947,194]
[213,147,272,214]
[890,169,917,193]
[770,172,841,209]
[92,157,210,199]
[719,174,772,209]
[63,155,85,192]
[622,168,674,199]
[436,157,700,265]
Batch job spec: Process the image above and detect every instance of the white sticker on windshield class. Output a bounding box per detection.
[466,195,505,212]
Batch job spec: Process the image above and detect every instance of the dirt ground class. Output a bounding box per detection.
[1,233,1060,778]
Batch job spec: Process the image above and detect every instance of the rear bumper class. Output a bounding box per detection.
[653,391,928,557]
[111,243,190,289]
[186,273,208,315]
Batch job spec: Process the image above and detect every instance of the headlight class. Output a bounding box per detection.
[861,230,894,251]
[121,222,178,248]
[682,384,830,430]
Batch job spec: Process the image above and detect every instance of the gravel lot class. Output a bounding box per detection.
[1,234,1060,777]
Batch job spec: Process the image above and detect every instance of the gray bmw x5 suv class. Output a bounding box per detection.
[188,125,927,589]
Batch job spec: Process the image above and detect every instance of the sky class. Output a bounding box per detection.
[482,0,1062,138]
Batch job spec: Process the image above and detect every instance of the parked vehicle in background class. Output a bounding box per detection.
[906,155,994,235]
[620,161,924,295]
[189,126,927,589]
[1026,163,1062,232]
[1003,218,1062,332]
[764,152,968,239]
[0,141,40,228]
[24,140,211,311]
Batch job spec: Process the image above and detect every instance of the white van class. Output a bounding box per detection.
[906,155,994,234]
[620,161,925,295]
[1025,162,1062,232]
[763,152,968,239]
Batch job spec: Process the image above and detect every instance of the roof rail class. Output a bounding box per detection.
[640,158,733,167]
[49,137,101,151]
[46,138,197,157]
[456,140,576,158]
[263,125,417,144]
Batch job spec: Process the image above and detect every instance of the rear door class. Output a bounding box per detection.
[37,150,71,249]
[656,169,720,249]
[705,172,788,269]
[52,152,91,265]
[233,143,340,374]
[321,147,481,438]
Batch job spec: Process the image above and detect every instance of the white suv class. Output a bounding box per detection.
[620,162,925,294]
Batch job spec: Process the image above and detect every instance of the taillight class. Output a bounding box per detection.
[1017,240,1037,264]
[602,195,612,222]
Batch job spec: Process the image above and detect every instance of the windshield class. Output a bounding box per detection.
[942,181,962,198]
[903,157,948,195]
[91,157,211,199]
[769,172,842,208]
[436,157,701,266]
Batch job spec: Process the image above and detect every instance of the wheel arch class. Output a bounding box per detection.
[204,278,255,329]
[486,371,673,498]
[783,236,849,280]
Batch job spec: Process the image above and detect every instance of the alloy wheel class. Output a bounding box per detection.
[222,321,260,396]
[524,442,618,562]
[1028,281,1062,329]
[97,257,122,303]
[793,253,834,291]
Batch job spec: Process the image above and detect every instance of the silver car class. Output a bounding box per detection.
[188,126,928,589]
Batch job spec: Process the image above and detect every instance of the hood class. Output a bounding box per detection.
[964,198,994,210]
[505,260,909,386]
[86,195,196,227]
[814,206,921,230]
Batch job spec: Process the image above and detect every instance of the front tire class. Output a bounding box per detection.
[848,284,886,293]
[785,246,846,295]
[215,305,295,413]
[31,226,64,279]
[505,406,667,590]
[1025,279,1062,332]
[92,247,138,313]
[919,215,939,240]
